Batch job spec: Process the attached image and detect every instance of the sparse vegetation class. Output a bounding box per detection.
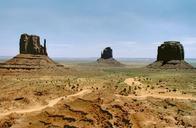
[0,61,195,128]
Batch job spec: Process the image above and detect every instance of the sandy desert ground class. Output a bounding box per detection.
[0,60,195,128]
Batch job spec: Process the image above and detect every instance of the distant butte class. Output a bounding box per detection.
[147,41,193,69]
[97,47,123,66]
[0,33,63,70]
[101,47,113,59]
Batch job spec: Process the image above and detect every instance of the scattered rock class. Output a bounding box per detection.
[64,125,77,128]
[14,97,24,101]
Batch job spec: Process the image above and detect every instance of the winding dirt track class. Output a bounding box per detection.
[115,94,196,101]
[0,89,92,118]
[123,78,196,101]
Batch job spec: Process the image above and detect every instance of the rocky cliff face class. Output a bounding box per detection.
[101,47,113,59]
[20,34,47,55]
[157,41,184,61]
[147,41,193,69]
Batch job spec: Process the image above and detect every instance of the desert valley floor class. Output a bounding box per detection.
[0,60,195,128]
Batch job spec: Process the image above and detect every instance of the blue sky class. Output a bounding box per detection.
[0,0,196,58]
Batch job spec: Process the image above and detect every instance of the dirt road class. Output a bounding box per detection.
[0,89,92,118]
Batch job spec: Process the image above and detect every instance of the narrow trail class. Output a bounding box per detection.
[115,94,196,101]
[0,89,92,118]
[135,94,196,101]
[123,78,196,101]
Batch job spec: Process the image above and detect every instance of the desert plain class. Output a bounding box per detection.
[0,59,195,128]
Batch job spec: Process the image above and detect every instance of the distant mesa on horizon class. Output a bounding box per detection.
[97,47,123,66]
[147,41,193,69]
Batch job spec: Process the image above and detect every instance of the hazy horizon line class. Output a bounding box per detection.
[1,56,196,60]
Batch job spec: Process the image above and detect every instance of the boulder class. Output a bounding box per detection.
[20,33,47,55]
[147,41,193,69]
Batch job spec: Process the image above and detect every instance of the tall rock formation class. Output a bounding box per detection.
[157,41,184,61]
[101,47,113,59]
[97,47,123,66]
[20,33,47,55]
[147,41,193,69]
[0,33,63,70]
